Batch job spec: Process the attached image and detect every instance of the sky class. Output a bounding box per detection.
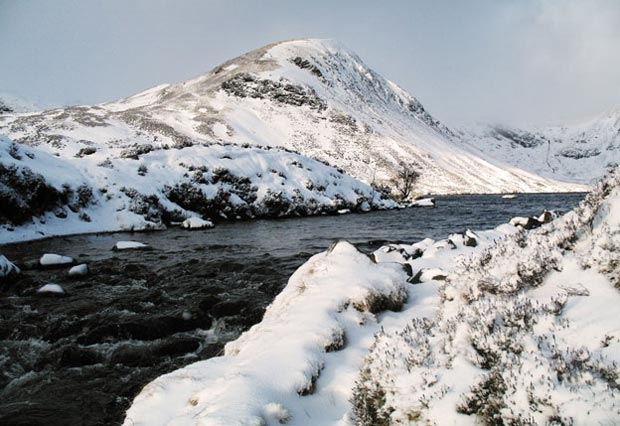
[1,0,619,126]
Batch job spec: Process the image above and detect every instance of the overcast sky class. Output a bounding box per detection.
[1,0,619,126]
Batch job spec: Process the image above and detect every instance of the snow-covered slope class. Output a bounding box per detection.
[457,109,620,185]
[0,134,395,244]
[354,169,620,424]
[0,39,583,195]
[122,170,619,425]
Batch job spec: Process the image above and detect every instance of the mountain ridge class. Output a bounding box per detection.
[0,38,585,196]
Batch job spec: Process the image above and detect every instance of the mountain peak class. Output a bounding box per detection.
[0,39,585,197]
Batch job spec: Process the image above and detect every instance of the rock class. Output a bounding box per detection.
[510,215,550,230]
[463,229,478,247]
[39,253,75,268]
[401,263,413,277]
[408,268,447,284]
[537,210,557,224]
[112,241,149,251]
[37,283,65,295]
[181,217,214,230]
[68,264,89,277]
[408,269,424,284]
[409,197,436,207]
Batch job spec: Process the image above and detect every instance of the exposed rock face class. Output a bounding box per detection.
[221,73,327,111]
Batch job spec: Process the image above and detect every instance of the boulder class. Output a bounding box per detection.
[68,264,89,277]
[37,283,66,295]
[39,253,75,268]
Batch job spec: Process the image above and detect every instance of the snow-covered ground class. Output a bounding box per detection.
[124,169,619,425]
[354,169,620,424]
[0,133,395,244]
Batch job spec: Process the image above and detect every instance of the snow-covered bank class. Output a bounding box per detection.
[123,208,523,424]
[0,135,395,244]
[124,169,619,425]
[353,169,620,424]
[124,241,408,425]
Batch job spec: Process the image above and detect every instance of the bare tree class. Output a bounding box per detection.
[390,161,421,201]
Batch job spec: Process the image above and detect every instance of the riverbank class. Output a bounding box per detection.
[123,171,619,425]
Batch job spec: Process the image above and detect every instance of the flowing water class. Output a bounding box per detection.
[0,193,585,425]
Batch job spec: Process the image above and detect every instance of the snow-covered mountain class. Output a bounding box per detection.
[457,108,620,185]
[0,39,582,196]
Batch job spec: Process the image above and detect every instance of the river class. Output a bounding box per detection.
[0,193,585,425]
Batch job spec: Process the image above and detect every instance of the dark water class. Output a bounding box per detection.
[0,193,585,425]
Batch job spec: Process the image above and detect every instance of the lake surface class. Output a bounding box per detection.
[0,193,586,425]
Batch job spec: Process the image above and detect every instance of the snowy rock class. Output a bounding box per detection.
[510,211,557,230]
[509,216,529,227]
[68,264,89,277]
[537,209,558,223]
[180,217,214,230]
[37,283,65,295]
[337,208,351,215]
[463,229,478,247]
[112,241,149,251]
[39,253,75,268]
[0,254,20,279]
[409,197,436,207]
[502,194,517,199]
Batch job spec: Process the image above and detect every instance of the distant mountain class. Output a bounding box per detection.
[0,39,581,196]
[0,92,57,114]
[457,109,620,185]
